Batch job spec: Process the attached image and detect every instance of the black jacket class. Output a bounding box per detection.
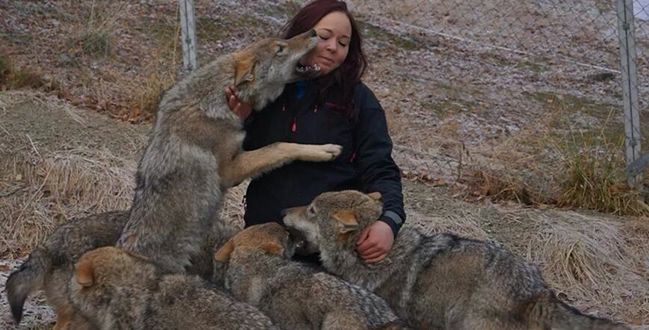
[242,80,405,235]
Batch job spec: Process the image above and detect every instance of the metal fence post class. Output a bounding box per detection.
[179,0,197,75]
[617,0,642,187]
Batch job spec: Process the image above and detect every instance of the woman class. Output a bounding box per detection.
[226,0,404,263]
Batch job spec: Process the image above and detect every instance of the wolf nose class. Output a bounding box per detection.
[280,209,288,217]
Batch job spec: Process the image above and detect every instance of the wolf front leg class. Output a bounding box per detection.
[219,142,342,187]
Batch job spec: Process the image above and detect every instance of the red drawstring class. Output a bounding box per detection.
[291,118,297,132]
[349,152,356,162]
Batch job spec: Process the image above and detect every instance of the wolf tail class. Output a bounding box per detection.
[6,248,52,324]
[527,291,630,330]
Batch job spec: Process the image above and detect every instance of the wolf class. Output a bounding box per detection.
[116,28,341,275]
[282,190,630,330]
[68,246,277,330]
[5,211,129,329]
[213,222,406,330]
[5,209,238,329]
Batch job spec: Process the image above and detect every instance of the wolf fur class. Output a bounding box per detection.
[68,246,277,330]
[6,211,129,329]
[213,222,406,330]
[283,190,630,330]
[116,29,341,274]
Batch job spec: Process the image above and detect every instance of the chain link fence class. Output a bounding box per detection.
[347,0,648,185]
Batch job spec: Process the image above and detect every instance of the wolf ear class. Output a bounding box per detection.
[75,259,95,287]
[261,242,285,256]
[214,239,235,263]
[367,192,382,201]
[332,209,359,234]
[234,53,256,87]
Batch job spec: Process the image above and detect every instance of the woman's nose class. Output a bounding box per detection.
[323,38,337,52]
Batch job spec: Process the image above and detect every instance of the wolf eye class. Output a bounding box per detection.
[307,205,317,215]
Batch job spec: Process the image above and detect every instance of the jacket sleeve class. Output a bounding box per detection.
[352,84,406,236]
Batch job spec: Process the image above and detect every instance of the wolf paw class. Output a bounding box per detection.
[302,144,342,161]
[320,144,342,159]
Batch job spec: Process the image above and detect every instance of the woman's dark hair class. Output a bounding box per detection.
[282,0,367,116]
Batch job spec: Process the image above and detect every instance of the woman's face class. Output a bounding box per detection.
[300,11,352,75]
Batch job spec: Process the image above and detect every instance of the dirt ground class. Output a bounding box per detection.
[0,91,647,329]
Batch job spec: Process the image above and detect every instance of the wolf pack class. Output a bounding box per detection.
[5,30,630,330]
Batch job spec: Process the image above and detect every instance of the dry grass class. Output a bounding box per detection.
[72,1,126,58]
[0,55,57,92]
[0,148,136,258]
[555,134,649,216]
[126,9,180,122]
[525,210,649,322]
[0,135,246,260]
[462,93,649,218]
[127,64,176,122]
[463,169,537,205]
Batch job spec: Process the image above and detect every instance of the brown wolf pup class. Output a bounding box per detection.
[213,222,406,330]
[116,29,342,274]
[68,246,278,330]
[5,211,129,329]
[283,190,630,330]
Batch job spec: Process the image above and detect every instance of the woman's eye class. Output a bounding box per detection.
[338,41,348,47]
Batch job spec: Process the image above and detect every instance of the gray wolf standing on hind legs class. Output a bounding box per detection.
[68,246,278,330]
[283,190,630,330]
[213,222,406,330]
[117,29,341,274]
[6,29,334,329]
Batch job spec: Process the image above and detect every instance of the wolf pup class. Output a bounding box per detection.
[116,29,341,274]
[68,246,278,330]
[213,222,406,330]
[6,211,129,329]
[283,190,630,330]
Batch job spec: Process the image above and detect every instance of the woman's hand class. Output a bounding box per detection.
[224,86,253,120]
[356,221,394,263]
